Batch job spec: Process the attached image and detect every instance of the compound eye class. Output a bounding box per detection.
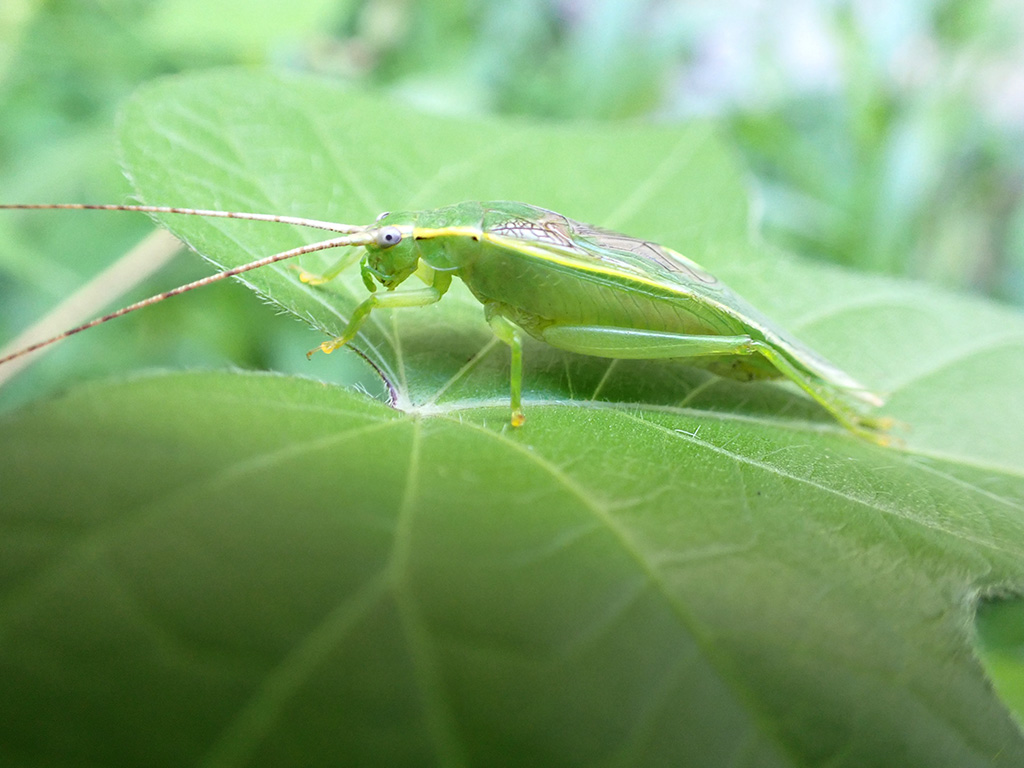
[375,211,390,223]
[375,226,402,249]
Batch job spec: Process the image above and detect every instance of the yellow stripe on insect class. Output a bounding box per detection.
[412,225,482,240]
[413,224,679,293]
[481,232,687,295]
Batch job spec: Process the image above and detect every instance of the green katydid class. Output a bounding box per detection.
[0,200,893,443]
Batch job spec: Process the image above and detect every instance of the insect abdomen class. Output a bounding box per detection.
[462,241,747,339]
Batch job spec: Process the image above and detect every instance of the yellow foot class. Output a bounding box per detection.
[306,339,346,360]
[292,265,330,286]
[851,415,907,448]
[862,414,900,432]
[510,409,526,428]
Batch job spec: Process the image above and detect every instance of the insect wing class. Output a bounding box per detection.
[568,220,722,287]
[484,205,724,298]
[483,205,879,406]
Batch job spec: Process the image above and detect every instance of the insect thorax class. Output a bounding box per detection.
[412,234,479,273]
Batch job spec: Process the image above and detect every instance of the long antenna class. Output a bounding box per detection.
[0,203,368,234]
[0,230,375,367]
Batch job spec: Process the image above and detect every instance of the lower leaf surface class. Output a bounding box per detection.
[2,371,1022,767]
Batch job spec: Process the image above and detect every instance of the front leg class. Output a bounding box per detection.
[312,273,452,356]
[293,248,363,286]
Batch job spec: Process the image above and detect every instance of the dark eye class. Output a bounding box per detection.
[375,226,402,249]
[375,211,390,223]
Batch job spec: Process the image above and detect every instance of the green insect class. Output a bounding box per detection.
[0,200,892,443]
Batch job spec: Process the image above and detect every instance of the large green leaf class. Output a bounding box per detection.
[2,70,1023,767]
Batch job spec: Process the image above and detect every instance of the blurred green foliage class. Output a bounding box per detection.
[1,0,1022,395]
[327,0,1024,303]
[0,0,362,409]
